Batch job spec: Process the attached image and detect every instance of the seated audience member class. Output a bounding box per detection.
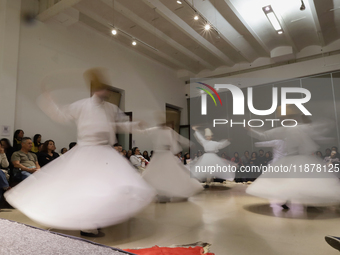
[249,152,259,166]
[231,152,243,168]
[331,146,340,160]
[150,150,154,160]
[113,143,123,152]
[183,152,191,165]
[0,170,10,201]
[176,152,183,163]
[122,149,127,157]
[197,150,203,158]
[257,149,266,166]
[263,151,272,165]
[324,151,340,166]
[0,144,10,180]
[315,151,323,159]
[38,140,60,167]
[241,151,250,166]
[60,147,68,154]
[13,129,24,151]
[324,148,331,159]
[126,149,132,159]
[31,134,42,153]
[0,138,13,169]
[143,151,150,161]
[11,137,40,180]
[69,142,77,150]
[130,147,148,170]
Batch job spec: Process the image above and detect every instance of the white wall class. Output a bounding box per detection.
[12,1,187,152]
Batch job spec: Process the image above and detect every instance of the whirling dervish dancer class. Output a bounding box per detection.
[141,115,203,202]
[246,106,340,207]
[5,68,156,234]
[190,126,236,186]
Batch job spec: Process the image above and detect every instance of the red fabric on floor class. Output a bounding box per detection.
[123,246,214,255]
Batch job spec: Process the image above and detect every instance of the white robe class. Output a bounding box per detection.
[5,94,156,230]
[142,127,203,198]
[190,131,235,182]
[247,124,340,205]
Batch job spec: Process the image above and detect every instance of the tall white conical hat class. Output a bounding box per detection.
[205,128,213,136]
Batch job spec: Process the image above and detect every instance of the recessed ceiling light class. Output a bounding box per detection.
[278,31,283,34]
[194,15,199,20]
[177,1,182,4]
[132,40,137,46]
[111,29,117,35]
[265,6,270,11]
[204,24,211,30]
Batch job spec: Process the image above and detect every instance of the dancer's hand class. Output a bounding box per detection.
[192,126,198,131]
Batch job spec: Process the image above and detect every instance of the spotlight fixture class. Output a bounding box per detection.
[111,29,117,35]
[300,0,306,11]
[204,24,211,31]
[132,40,137,46]
[262,5,284,34]
[194,15,199,20]
[177,0,182,4]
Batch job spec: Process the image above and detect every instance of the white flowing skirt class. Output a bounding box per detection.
[246,155,340,205]
[189,153,236,181]
[5,145,156,230]
[142,151,203,198]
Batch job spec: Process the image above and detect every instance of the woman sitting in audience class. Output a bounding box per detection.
[130,147,148,172]
[241,151,250,166]
[263,151,272,166]
[143,151,150,161]
[315,151,323,159]
[0,138,14,169]
[122,149,127,157]
[38,140,60,167]
[126,149,132,160]
[60,147,68,154]
[231,152,243,168]
[0,143,10,181]
[13,129,24,151]
[183,152,191,165]
[31,134,42,153]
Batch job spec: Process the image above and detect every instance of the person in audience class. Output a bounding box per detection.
[257,149,266,166]
[263,151,272,166]
[331,146,340,160]
[150,150,154,160]
[31,134,42,153]
[13,129,24,151]
[324,151,340,167]
[126,149,132,159]
[0,170,10,202]
[60,148,68,154]
[143,151,150,161]
[324,148,331,159]
[69,142,77,150]
[249,152,259,167]
[11,137,40,180]
[121,149,127,157]
[0,143,10,180]
[315,151,323,159]
[183,152,191,165]
[231,152,243,168]
[130,147,148,171]
[197,150,203,158]
[113,143,122,152]
[0,138,14,168]
[241,151,250,166]
[38,140,60,167]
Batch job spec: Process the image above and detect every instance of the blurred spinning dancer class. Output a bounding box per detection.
[246,106,340,208]
[190,126,235,186]
[141,114,203,203]
[5,68,156,235]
